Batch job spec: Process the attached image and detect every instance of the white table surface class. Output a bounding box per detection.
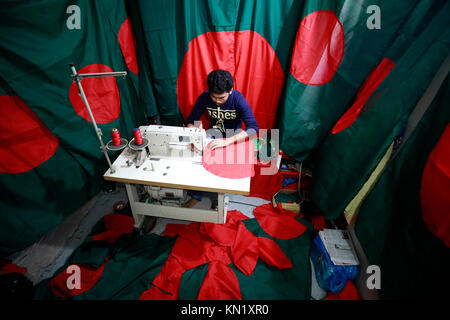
[104,146,251,195]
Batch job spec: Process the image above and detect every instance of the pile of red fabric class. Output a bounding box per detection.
[139,209,299,300]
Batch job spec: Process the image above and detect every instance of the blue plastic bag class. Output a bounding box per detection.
[310,234,360,293]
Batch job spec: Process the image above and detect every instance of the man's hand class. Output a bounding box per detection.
[208,130,251,151]
[208,138,231,150]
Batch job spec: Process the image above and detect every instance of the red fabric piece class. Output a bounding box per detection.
[48,258,109,298]
[290,10,345,86]
[92,214,134,243]
[324,281,361,300]
[140,210,292,300]
[257,237,292,270]
[118,17,139,74]
[249,162,285,201]
[310,215,327,231]
[69,64,120,124]
[177,30,285,130]
[142,220,232,300]
[202,139,255,179]
[163,223,190,238]
[1,263,27,275]
[254,203,307,240]
[0,95,59,174]
[231,221,259,276]
[198,261,242,300]
[420,123,450,247]
[48,214,132,297]
[331,58,395,134]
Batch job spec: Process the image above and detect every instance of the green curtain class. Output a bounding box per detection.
[354,75,450,299]
[0,0,150,256]
[311,1,450,220]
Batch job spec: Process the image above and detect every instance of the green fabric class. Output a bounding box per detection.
[0,0,151,256]
[311,1,450,220]
[34,221,176,300]
[178,263,210,300]
[178,216,314,300]
[354,74,450,299]
[274,192,298,204]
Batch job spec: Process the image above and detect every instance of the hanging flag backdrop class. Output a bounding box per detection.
[130,0,305,127]
[312,1,450,220]
[0,0,449,300]
[0,0,151,257]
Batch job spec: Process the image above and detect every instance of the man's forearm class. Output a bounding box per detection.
[226,130,249,145]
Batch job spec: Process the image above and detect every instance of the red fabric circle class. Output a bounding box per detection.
[0,95,59,174]
[202,139,255,179]
[118,17,139,74]
[69,64,121,123]
[420,124,450,247]
[177,30,284,130]
[290,10,345,85]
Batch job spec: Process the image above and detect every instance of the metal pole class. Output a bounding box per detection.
[69,64,127,174]
[75,71,127,79]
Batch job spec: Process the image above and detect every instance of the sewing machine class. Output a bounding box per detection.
[104,125,251,226]
[144,124,206,160]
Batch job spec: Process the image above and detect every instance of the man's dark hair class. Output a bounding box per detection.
[207,70,234,93]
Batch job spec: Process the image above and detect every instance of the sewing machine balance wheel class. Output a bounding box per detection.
[128,137,149,150]
[106,138,129,151]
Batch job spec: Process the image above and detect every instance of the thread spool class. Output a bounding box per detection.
[133,128,143,145]
[111,128,121,146]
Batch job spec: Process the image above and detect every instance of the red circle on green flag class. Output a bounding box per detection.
[69,64,121,124]
[290,10,345,85]
[420,124,450,247]
[118,17,139,75]
[202,139,255,179]
[177,30,284,130]
[0,95,59,174]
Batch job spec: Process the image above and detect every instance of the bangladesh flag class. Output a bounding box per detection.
[277,0,432,161]
[311,1,450,220]
[130,0,305,129]
[0,0,150,256]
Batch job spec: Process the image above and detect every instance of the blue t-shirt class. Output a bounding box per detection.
[186,90,258,136]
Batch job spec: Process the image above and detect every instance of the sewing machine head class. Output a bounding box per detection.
[143,124,206,160]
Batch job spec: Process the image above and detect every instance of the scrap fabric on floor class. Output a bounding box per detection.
[33,213,176,300]
[33,204,314,300]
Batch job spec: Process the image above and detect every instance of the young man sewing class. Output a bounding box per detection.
[184,69,258,207]
[186,69,258,149]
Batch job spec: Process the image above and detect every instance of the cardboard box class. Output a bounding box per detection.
[272,188,302,214]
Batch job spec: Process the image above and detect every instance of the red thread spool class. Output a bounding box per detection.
[133,128,143,145]
[111,128,121,146]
